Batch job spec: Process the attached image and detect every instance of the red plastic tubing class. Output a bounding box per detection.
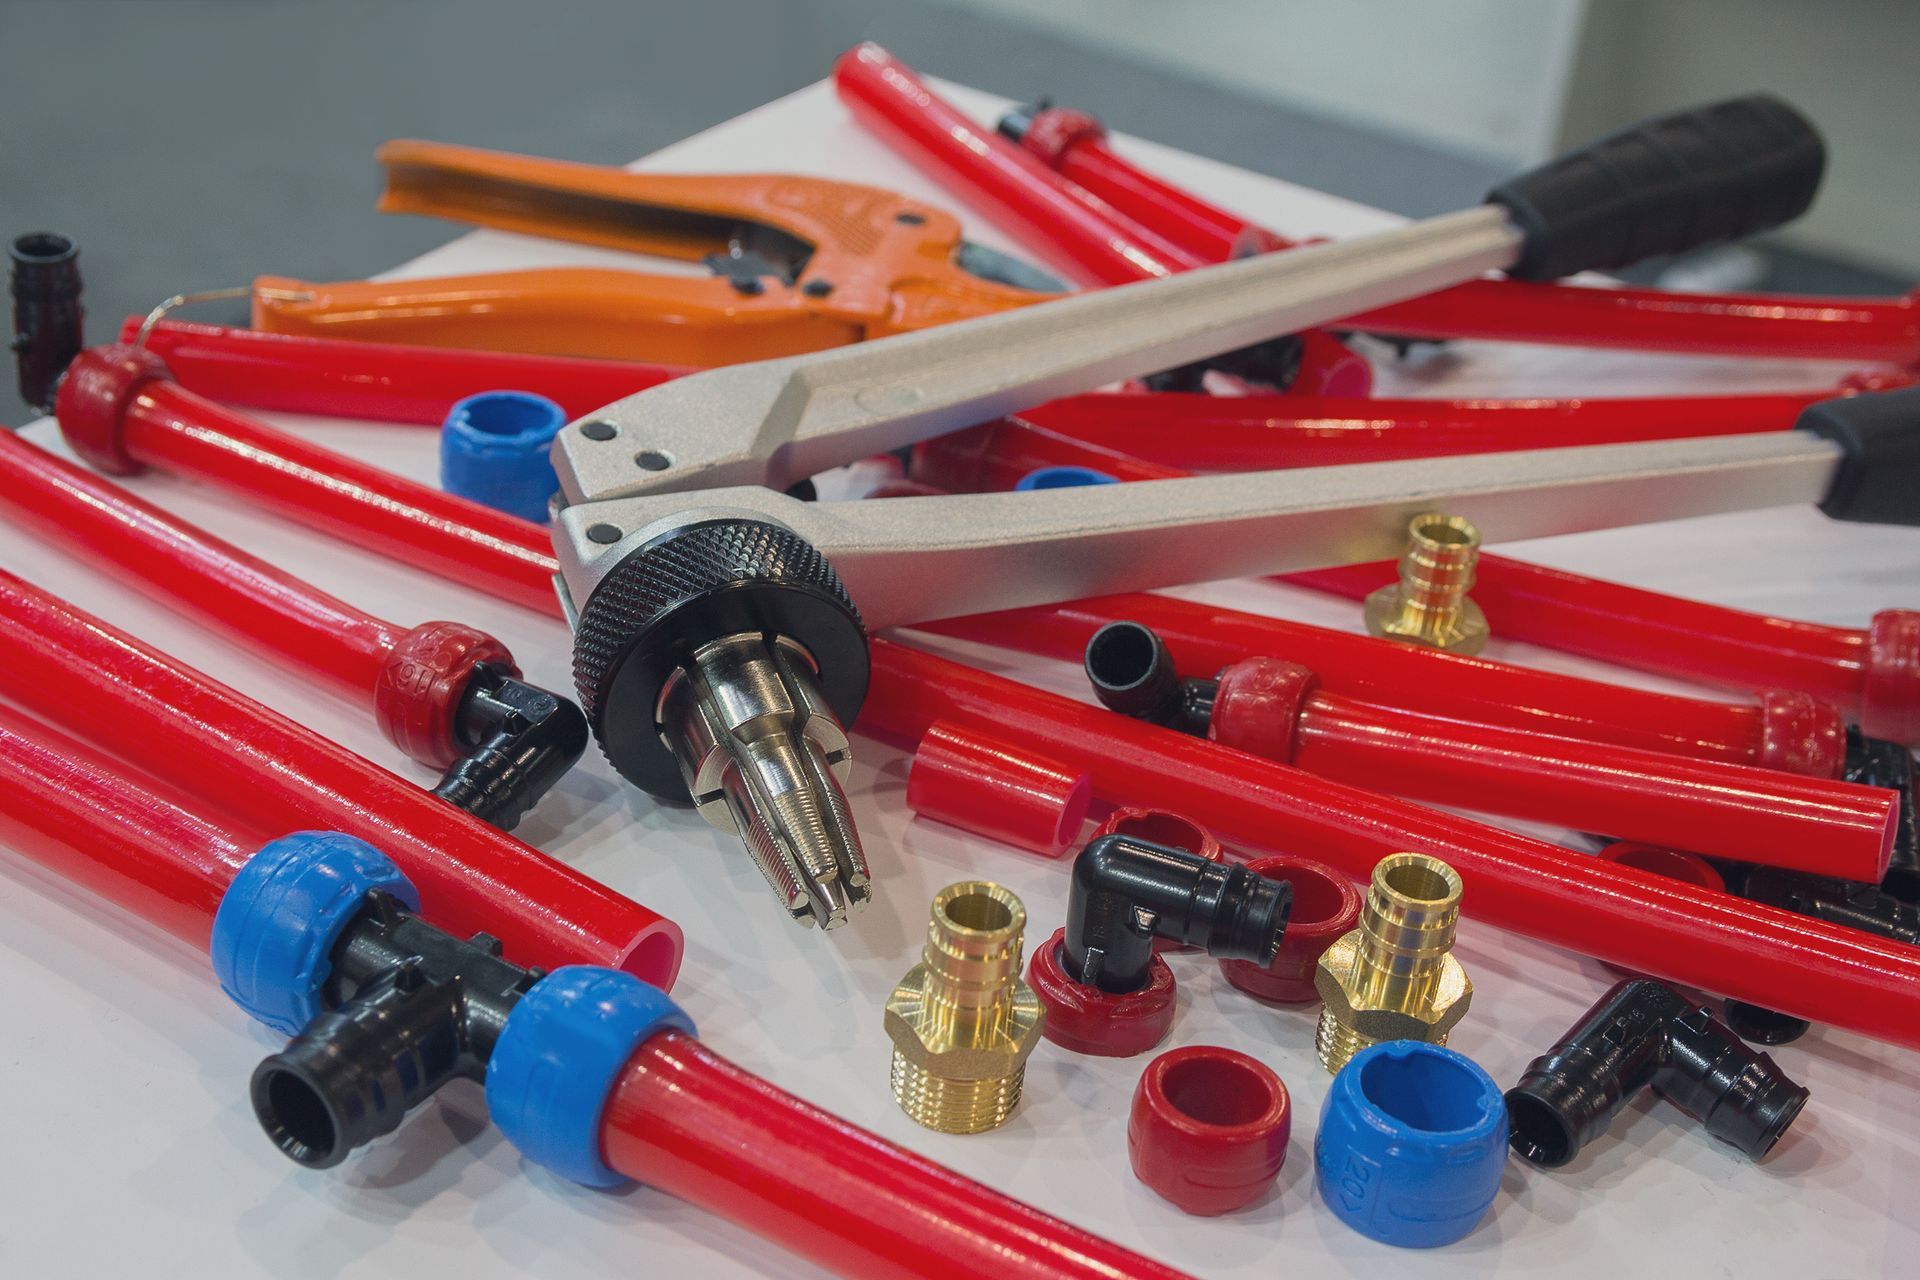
[0,700,1186,1280]
[0,567,680,986]
[860,638,1920,1050]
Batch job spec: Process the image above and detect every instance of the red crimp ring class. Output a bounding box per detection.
[1219,855,1361,1004]
[1755,689,1846,778]
[1027,926,1177,1057]
[1128,1045,1291,1216]
[1862,610,1920,744]
[1596,841,1727,980]
[1021,107,1107,164]
[906,720,1093,858]
[1209,658,1318,764]
[1093,807,1224,953]
[373,621,516,769]
[53,343,174,475]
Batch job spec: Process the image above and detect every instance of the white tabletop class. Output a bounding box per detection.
[2,77,1916,1280]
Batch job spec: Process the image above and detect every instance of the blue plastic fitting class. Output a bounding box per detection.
[1015,465,1119,491]
[439,389,567,523]
[1314,1041,1508,1248]
[208,832,418,1036]
[487,966,696,1187]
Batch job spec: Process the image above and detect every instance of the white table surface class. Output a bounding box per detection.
[3,77,1917,1280]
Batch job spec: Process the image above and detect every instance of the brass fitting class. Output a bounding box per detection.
[885,881,1045,1133]
[1363,512,1490,654]
[1314,853,1471,1073]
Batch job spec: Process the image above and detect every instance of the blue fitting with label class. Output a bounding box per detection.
[209,832,418,1037]
[440,389,567,523]
[1015,465,1118,491]
[1314,1041,1508,1248]
[487,966,696,1188]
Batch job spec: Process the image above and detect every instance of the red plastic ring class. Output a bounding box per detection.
[1862,610,1920,744]
[373,621,517,769]
[1219,855,1361,1004]
[1128,1045,1291,1215]
[1209,658,1317,764]
[1595,841,1727,980]
[53,343,174,475]
[1020,107,1108,163]
[1027,926,1176,1058]
[906,720,1092,857]
[1755,689,1845,778]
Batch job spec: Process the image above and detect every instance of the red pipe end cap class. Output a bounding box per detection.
[1022,107,1108,163]
[1756,689,1846,778]
[1092,808,1223,952]
[1862,610,1920,745]
[1028,927,1176,1058]
[1219,855,1361,1004]
[374,622,517,769]
[54,343,174,475]
[1210,657,1317,764]
[906,720,1092,858]
[1128,1045,1291,1216]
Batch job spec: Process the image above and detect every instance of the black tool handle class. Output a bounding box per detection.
[1798,386,1920,526]
[1487,95,1824,282]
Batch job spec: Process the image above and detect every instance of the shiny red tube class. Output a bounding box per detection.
[0,567,681,986]
[906,720,1092,857]
[117,318,685,424]
[56,345,561,615]
[860,638,1920,1049]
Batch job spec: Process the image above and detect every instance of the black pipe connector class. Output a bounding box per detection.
[10,232,84,412]
[250,890,541,1168]
[1063,833,1290,993]
[1505,978,1808,1168]
[432,665,590,832]
[1084,621,1217,737]
[1143,333,1305,394]
[1844,728,1919,903]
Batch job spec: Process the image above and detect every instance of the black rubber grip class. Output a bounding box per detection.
[1487,95,1824,282]
[1798,386,1920,526]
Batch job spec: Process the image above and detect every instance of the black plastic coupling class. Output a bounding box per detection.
[995,99,1047,143]
[1064,833,1291,993]
[10,232,83,412]
[1142,333,1305,394]
[1084,621,1217,737]
[1505,978,1808,1168]
[1734,865,1920,947]
[432,663,590,831]
[1844,728,1919,903]
[250,890,541,1168]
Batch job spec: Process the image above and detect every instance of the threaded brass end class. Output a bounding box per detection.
[1363,512,1489,654]
[884,881,1045,1134]
[1313,853,1472,1074]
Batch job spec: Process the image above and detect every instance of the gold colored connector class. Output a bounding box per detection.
[1314,853,1472,1073]
[1363,512,1490,655]
[884,881,1045,1133]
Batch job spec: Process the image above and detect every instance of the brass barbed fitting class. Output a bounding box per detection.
[885,881,1045,1133]
[1314,853,1471,1073]
[1363,512,1490,654]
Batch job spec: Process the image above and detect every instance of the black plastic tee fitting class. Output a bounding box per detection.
[1084,621,1217,738]
[433,664,590,831]
[250,890,541,1168]
[10,231,84,412]
[1505,978,1808,1168]
[1064,833,1291,992]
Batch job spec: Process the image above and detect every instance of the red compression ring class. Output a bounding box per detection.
[1027,927,1177,1057]
[1219,855,1361,1004]
[1756,690,1846,778]
[373,622,518,769]
[1863,610,1920,743]
[55,344,172,475]
[906,720,1092,858]
[1128,1046,1291,1216]
[1209,658,1318,763]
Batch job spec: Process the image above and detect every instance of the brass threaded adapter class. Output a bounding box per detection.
[885,881,1045,1133]
[1314,853,1472,1073]
[1363,512,1490,654]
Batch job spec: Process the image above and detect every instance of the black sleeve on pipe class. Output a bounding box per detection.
[1487,95,1824,282]
[1798,386,1920,526]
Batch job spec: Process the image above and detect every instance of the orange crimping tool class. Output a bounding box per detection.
[251,141,1065,366]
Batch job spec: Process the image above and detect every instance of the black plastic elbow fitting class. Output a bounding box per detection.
[1084,621,1217,737]
[432,665,590,831]
[1505,978,1808,1168]
[1063,833,1291,993]
[10,232,84,412]
[250,890,541,1168]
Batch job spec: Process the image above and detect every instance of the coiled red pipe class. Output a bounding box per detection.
[0,567,680,986]
[860,639,1920,1050]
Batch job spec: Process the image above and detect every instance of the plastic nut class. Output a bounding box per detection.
[1027,926,1176,1058]
[1129,1046,1291,1215]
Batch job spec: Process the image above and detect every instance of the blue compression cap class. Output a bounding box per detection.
[439,389,567,523]
[209,832,418,1037]
[1314,1041,1508,1248]
[1015,465,1118,491]
[487,966,696,1188]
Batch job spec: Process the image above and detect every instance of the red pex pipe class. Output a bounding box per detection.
[923,595,1845,777]
[860,638,1920,1051]
[0,567,681,987]
[116,318,686,424]
[0,699,1187,1280]
[1009,105,1920,366]
[56,345,561,614]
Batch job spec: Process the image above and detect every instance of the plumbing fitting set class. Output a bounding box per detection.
[4,37,1919,1272]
